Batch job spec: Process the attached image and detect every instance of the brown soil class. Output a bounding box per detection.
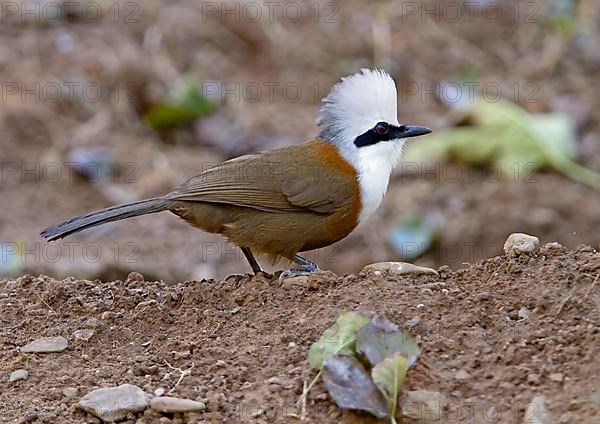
[1,243,598,423]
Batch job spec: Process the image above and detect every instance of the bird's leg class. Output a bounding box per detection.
[224,247,264,281]
[278,254,320,283]
[241,246,264,275]
[292,255,319,272]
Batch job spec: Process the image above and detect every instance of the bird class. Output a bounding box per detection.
[41,69,431,279]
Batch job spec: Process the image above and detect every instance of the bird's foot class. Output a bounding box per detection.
[225,271,272,282]
[278,256,319,284]
[224,273,246,283]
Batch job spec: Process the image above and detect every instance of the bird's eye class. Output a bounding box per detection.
[374,122,388,135]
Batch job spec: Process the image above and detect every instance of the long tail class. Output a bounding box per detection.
[41,197,170,241]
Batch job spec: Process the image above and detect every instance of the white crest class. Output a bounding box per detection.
[317,68,406,223]
[318,68,400,146]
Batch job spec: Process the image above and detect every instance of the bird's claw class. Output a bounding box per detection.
[224,273,246,282]
[278,263,319,285]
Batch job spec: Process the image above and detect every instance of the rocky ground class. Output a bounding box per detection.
[1,238,598,423]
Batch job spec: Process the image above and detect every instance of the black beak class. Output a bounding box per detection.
[393,125,432,139]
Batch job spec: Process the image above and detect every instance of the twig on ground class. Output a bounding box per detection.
[164,360,195,394]
[301,380,308,421]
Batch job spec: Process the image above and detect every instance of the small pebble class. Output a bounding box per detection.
[63,387,78,398]
[84,317,101,328]
[504,233,540,256]
[518,307,530,320]
[500,382,516,390]
[73,329,94,342]
[455,369,471,380]
[21,336,68,353]
[79,384,149,422]
[9,369,28,382]
[549,373,564,382]
[361,262,439,277]
[150,397,206,413]
[281,276,308,289]
[126,272,145,283]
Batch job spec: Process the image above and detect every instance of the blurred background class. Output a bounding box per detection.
[1,0,599,282]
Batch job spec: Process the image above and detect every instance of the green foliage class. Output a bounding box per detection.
[322,355,389,419]
[570,392,600,408]
[308,311,370,371]
[356,318,421,368]
[548,0,576,35]
[144,82,216,130]
[305,312,420,423]
[404,97,600,189]
[372,353,408,423]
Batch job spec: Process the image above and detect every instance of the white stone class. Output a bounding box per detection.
[361,262,439,276]
[73,329,94,341]
[21,336,68,353]
[549,373,564,382]
[78,384,149,422]
[504,233,540,256]
[150,396,206,413]
[9,369,28,382]
[518,307,530,320]
[455,369,471,380]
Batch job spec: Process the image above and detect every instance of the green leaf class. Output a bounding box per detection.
[569,392,600,408]
[356,316,421,368]
[144,83,216,130]
[372,353,408,419]
[404,97,600,189]
[308,312,370,370]
[322,354,389,419]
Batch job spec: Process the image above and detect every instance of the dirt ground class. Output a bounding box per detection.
[1,243,598,423]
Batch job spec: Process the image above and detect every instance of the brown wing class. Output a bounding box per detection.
[166,141,356,215]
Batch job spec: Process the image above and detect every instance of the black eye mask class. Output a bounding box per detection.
[354,123,431,147]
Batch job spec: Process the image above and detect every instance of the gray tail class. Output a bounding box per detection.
[41,197,169,241]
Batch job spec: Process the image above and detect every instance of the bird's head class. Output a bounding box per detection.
[317,68,431,172]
